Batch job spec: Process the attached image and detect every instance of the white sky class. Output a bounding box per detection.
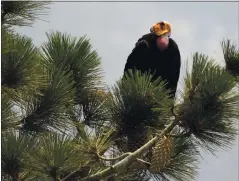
[15,2,239,181]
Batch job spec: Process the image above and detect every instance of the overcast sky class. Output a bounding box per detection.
[16,2,238,181]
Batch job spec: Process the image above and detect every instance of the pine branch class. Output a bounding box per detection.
[178,52,239,153]
[79,120,177,181]
[1,1,51,27]
[221,39,239,77]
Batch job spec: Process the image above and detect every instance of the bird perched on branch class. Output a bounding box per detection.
[124,21,181,99]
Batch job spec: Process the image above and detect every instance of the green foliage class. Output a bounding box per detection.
[75,126,115,163]
[76,125,113,151]
[79,89,111,127]
[1,131,35,180]
[1,1,51,27]
[1,93,21,132]
[109,70,173,133]
[61,126,116,181]
[1,29,45,103]
[41,31,104,101]
[41,31,108,131]
[221,39,239,78]
[178,52,239,153]
[21,67,76,133]
[22,133,83,180]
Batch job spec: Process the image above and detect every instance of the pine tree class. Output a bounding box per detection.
[1,1,239,181]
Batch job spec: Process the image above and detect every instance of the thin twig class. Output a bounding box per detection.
[136,158,151,168]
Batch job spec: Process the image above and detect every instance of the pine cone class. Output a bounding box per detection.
[150,136,173,174]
